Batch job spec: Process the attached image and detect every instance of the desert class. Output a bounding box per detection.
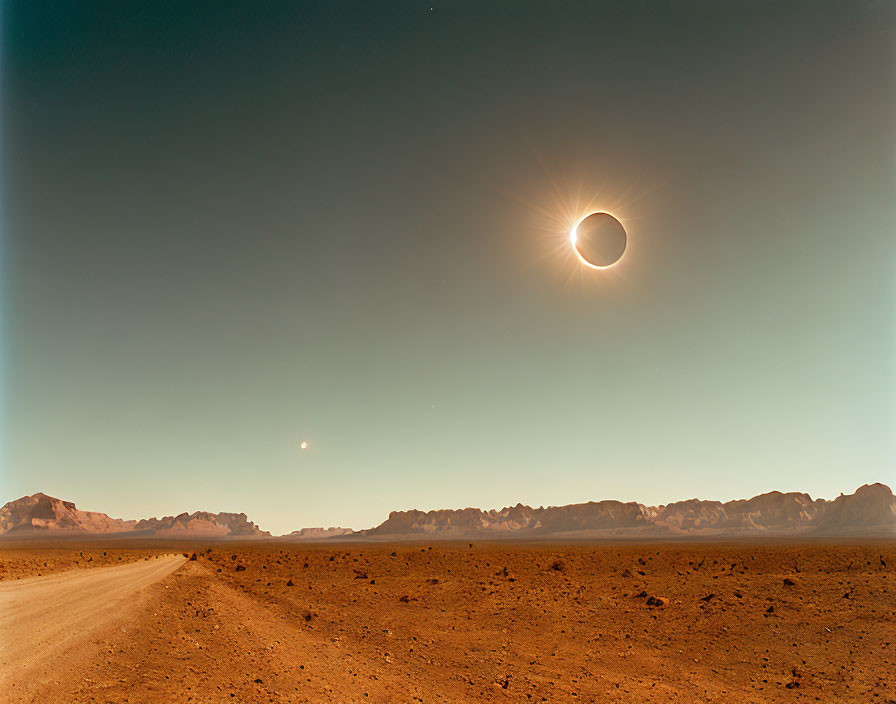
[2,486,895,702]
[2,538,894,703]
[5,1,894,701]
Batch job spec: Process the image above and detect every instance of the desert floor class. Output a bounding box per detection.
[0,541,893,703]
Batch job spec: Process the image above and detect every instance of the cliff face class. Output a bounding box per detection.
[134,512,269,537]
[654,492,825,534]
[535,501,654,533]
[0,494,268,538]
[655,499,727,531]
[811,484,896,535]
[722,491,823,531]
[3,484,894,540]
[363,485,896,538]
[365,499,656,537]
[0,493,136,535]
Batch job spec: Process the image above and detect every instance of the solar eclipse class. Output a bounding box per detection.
[570,212,627,269]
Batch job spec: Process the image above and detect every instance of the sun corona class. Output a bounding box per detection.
[570,212,627,269]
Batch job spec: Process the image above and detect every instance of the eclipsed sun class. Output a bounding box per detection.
[570,212,627,269]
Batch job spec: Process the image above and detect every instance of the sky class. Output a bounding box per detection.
[2,1,894,534]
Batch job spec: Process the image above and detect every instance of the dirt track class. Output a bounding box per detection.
[0,554,186,697]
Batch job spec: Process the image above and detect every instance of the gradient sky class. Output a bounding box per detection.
[2,1,894,534]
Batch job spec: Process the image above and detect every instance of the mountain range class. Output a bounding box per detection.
[0,493,269,538]
[361,484,895,538]
[1,484,893,540]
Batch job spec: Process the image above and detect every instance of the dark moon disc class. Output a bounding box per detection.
[571,212,627,268]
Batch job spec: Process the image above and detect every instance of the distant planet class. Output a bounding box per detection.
[570,212,627,269]
[300,441,308,450]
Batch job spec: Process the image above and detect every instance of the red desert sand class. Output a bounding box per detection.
[0,541,893,703]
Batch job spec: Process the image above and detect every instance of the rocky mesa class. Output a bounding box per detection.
[0,493,269,538]
[281,527,355,540]
[134,512,269,537]
[1,484,893,540]
[0,493,136,535]
[361,484,895,538]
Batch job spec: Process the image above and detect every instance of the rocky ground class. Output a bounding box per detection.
[2,541,894,703]
[0,545,170,581]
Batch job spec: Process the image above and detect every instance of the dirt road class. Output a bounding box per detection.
[0,554,186,695]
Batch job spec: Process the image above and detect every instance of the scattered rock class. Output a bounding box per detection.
[699,593,715,602]
[235,565,246,572]
[783,578,797,586]
[189,553,198,561]
[286,579,295,587]
[645,596,668,607]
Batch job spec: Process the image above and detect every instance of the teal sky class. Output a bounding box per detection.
[2,1,894,534]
